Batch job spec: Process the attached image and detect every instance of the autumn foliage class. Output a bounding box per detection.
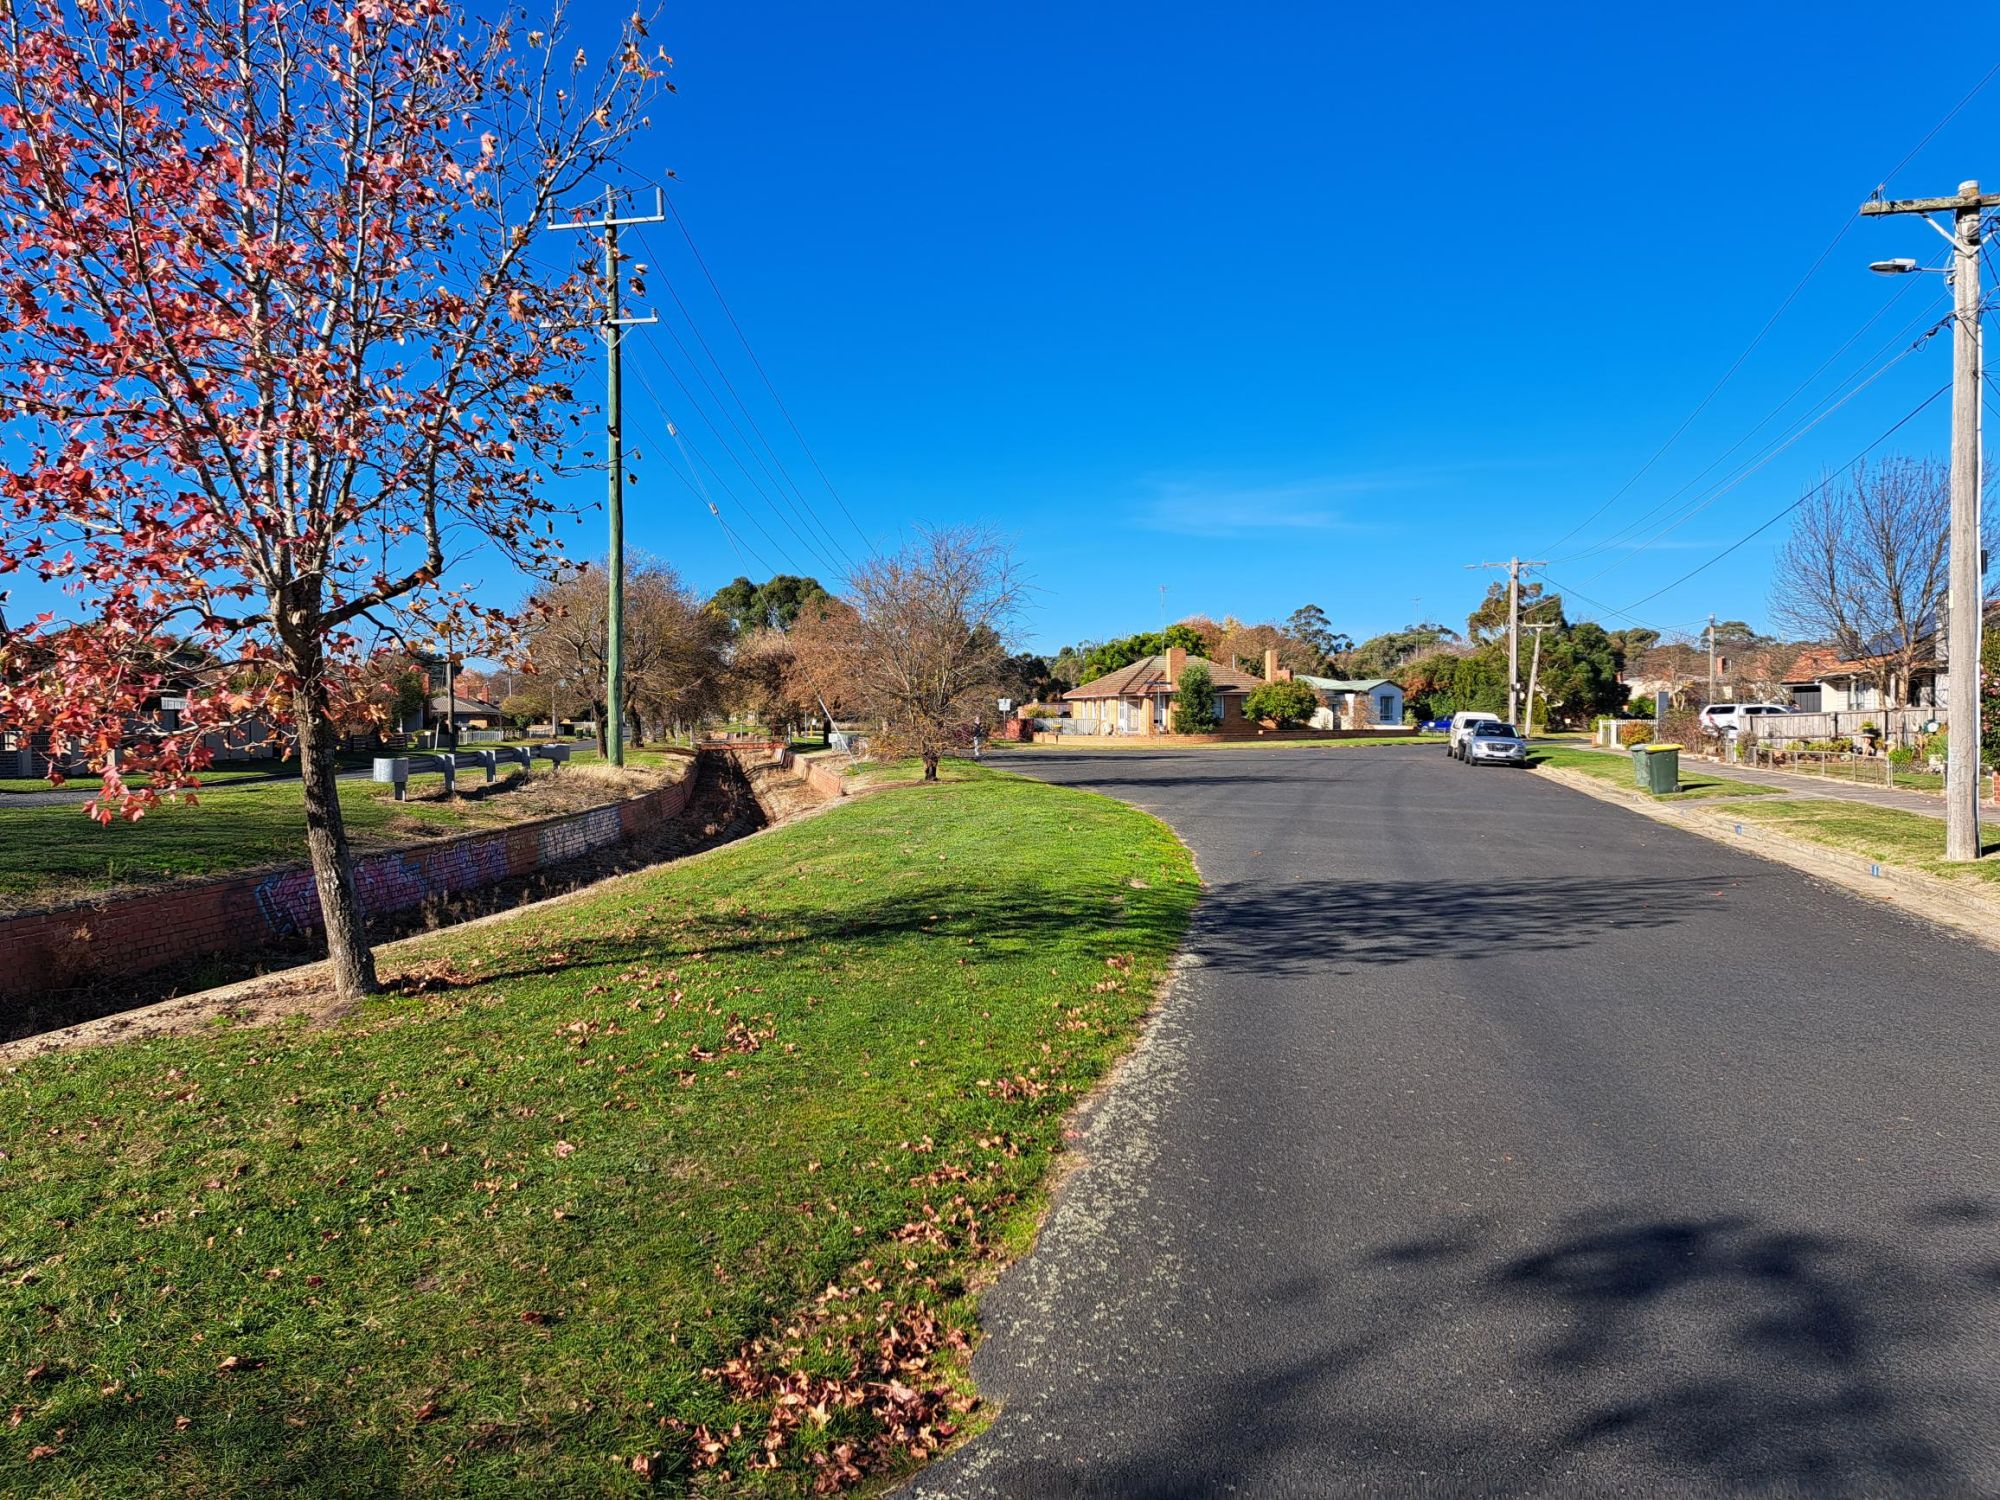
[0,0,662,994]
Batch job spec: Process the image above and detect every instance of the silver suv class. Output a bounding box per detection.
[1463,720,1528,766]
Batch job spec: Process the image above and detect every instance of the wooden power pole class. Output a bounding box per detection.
[548,187,665,767]
[1706,614,1718,706]
[1862,180,1997,861]
[1468,557,1549,726]
[1523,621,1555,738]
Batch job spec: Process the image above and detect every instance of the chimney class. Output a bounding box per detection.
[1164,645,1186,686]
[1263,647,1282,683]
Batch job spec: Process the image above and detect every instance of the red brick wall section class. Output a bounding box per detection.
[0,765,700,1003]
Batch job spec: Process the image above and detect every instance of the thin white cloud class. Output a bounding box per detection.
[1131,476,1402,539]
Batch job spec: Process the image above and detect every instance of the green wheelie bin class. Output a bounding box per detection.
[1640,743,1681,794]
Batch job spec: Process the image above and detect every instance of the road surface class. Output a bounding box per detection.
[906,745,2000,1499]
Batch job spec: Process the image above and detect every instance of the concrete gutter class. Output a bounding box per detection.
[1534,764,2000,957]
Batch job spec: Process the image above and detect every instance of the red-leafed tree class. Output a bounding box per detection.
[0,0,665,997]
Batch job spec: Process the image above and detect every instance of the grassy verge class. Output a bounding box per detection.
[0,764,1196,1495]
[0,757,685,914]
[1530,745,1779,802]
[1725,798,2000,883]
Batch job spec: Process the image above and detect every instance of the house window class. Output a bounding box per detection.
[1379,694,1395,721]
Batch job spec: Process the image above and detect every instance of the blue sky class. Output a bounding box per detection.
[10,1,1999,657]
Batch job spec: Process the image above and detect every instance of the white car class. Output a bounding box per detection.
[1448,711,1501,759]
[1699,702,1793,737]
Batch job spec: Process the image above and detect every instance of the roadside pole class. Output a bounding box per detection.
[1523,621,1554,738]
[1467,556,1549,726]
[1706,614,1717,707]
[546,187,665,768]
[1862,180,1996,861]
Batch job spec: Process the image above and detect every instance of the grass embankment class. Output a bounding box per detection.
[1724,799,2000,884]
[0,763,1197,1495]
[1530,744,1778,802]
[0,753,687,915]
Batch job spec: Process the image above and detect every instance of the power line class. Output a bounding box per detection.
[1611,381,1952,615]
[1538,61,2000,558]
[626,341,848,580]
[658,189,876,556]
[1550,277,1942,566]
[634,226,860,574]
[1562,321,1949,584]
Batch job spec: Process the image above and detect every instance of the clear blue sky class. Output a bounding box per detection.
[568,0,2000,653]
[12,1,2000,657]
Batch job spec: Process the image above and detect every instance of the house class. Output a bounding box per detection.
[1623,642,1794,707]
[1294,677,1405,728]
[1062,647,1265,735]
[431,692,505,732]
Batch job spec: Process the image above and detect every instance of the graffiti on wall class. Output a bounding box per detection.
[253,838,513,938]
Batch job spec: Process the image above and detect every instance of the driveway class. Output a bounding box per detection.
[906,744,2000,1498]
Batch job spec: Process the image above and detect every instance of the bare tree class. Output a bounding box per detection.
[794,529,1021,780]
[1771,458,1986,705]
[523,560,731,750]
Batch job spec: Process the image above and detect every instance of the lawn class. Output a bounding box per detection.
[0,764,1198,1495]
[1530,744,1779,802]
[0,755,685,914]
[1726,798,2000,883]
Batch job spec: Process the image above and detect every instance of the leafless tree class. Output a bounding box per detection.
[793,528,1022,780]
[523,559,731,749]
[1770,458,1988,706]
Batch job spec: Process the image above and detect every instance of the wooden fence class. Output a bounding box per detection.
[1744,706,1940,748]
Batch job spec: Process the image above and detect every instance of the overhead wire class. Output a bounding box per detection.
[656,188,877,556]
[1608,381,1953,616]
[1561,313,1954,586]
[1536,59,2000,560]
[1549,275,1943,566]
[632,224,861,574]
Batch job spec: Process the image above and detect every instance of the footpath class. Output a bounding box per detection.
[1536,746,2000,955]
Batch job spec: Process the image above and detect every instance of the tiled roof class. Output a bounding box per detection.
[1063,653,1262,700]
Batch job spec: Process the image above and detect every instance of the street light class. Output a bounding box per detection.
[1869,257,1922,274]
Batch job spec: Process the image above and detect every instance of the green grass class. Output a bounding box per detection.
[0,765,1197,1496]
[1726,798,2000,882]
[0,753,681,913]
[1530,744,1778,802]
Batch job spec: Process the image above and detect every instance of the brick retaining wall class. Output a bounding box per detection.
[0,761,700,1002]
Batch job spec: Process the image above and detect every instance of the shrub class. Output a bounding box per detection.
[1243,678,1321,730]
[1171,662,1218,734]
[1618,721,1654,746]
[1887,745,1916,768]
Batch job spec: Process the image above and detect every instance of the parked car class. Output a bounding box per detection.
[1462,720,1529,766]
[1448,711,1501,758]
[1698,702,1793,737]
[1420,716,1453,734]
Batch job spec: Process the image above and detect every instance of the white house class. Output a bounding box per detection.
[1295,677,1405,729]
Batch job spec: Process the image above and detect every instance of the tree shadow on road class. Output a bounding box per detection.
[947,1200,2000,1498]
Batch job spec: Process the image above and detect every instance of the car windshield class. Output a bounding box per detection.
[1474,723,1518,736]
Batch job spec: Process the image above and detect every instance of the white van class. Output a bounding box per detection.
[1448,711,1501,758]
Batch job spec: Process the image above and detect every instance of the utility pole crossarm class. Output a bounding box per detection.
[1860,190,2000,216]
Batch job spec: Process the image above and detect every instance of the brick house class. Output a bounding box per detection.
[1062,646,1268,736]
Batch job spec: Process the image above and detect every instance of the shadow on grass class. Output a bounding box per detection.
[420,868,1728,995]
[953,1201,2000,1498]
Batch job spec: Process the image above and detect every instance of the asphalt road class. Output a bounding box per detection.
[906,745,2000,1499]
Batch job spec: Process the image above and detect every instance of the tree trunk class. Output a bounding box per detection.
[593,700,608,757]
[295,673,379,1000]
